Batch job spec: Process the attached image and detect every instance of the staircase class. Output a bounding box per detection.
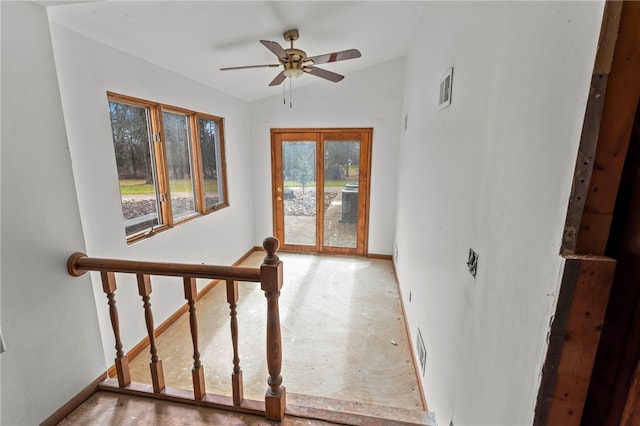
[60,390,436,425]
[61,237,435,425]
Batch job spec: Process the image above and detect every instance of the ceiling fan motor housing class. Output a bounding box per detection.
[284,48,307,66]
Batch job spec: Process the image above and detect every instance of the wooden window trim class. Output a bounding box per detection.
[106,92,229,244]
[195,112,229,213]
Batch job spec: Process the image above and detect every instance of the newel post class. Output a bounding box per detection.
[260,237,286,421]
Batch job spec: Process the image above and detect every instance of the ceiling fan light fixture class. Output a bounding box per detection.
[283,68,304,79]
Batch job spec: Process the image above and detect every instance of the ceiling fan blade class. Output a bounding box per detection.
[269,71,287,86]
[306,49,361,65]
[220,64,280,71]
[260,40,288,61]
[304,65,344,82]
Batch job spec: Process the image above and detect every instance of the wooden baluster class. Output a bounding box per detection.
[101,271,131,388]
[184,277,205,399]
[137,274,165,393]
[260,237,286,421]
[226,279,244,405]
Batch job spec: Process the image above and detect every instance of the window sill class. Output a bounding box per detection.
[125,203,229,245]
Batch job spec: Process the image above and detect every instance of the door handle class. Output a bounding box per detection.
[277,196,282,201]
[277,187,282,193]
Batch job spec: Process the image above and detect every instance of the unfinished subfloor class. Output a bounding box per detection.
[61,253,426,425]
[126,251,423,410]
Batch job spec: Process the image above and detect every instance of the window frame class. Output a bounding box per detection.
[194,112,229,213]
[107,92,229,243]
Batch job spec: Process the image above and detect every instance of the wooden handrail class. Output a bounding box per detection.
[67,253,261,282]
[68,237,286,421]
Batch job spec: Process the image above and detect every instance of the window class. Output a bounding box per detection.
[107,92,228,242]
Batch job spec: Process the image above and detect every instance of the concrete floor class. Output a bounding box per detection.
[283,188,358,248]
[322,193,357,248]
[127,252,423,411]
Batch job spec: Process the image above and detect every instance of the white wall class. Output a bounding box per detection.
[395,2,603,425]
[48,23,256,366]
[0,2,606,424]
[0,1,3,418]
[251,58,404,255]
[1,2,105,424]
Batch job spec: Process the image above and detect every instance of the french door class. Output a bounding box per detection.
[271,128,372,256]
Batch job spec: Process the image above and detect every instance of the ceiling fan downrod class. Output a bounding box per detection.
[283,28,300,48]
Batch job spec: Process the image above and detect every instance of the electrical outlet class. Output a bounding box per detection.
[394,244,399,263]
[409,291,412,303]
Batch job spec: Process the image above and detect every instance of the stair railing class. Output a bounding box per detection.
[66,237,286,421]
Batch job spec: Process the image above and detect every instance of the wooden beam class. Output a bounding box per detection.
[594,1,624,75]
[620,361,640,425]
[575,212,614,254]
[541,256,616,426]
[552,2,640,425]
[562,1,622,253]
[575,0,640,254]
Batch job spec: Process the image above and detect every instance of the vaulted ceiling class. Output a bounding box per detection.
[45,1,427,102]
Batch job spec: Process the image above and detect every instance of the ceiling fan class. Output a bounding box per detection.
[220,29,361,86]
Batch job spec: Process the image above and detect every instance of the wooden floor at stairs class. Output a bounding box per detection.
[59,391,333,425]
[60,391,436,425]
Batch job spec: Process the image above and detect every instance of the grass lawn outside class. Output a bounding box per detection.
[119,179,218,195]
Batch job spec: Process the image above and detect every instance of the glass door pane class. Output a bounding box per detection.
[323,140,359,248]
[282,140,317,246]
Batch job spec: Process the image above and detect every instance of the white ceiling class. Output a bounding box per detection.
[45,1,427,102]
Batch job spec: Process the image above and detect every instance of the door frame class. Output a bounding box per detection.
[270,128,372,256]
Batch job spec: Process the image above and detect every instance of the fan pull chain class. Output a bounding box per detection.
[283,82,286,105]
[289,78,293,109]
